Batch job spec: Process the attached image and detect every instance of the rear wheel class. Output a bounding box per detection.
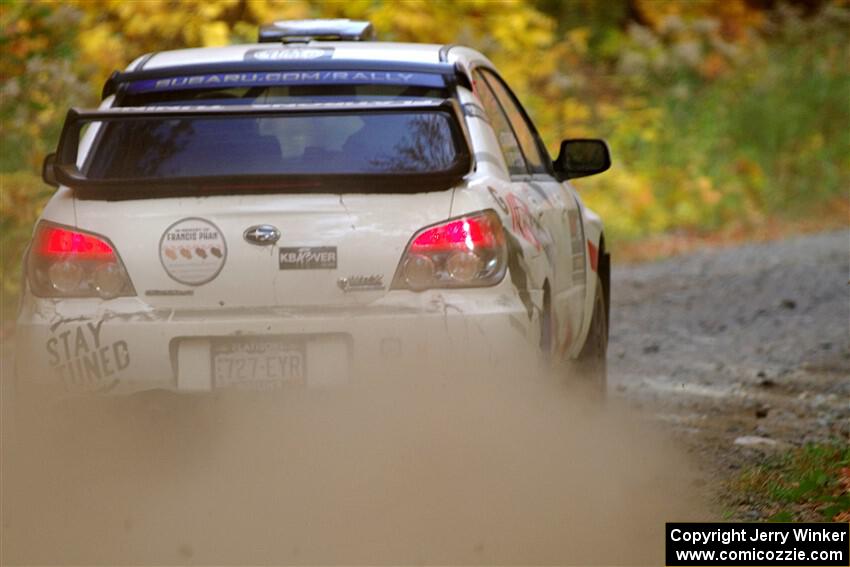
[571,274,608,395]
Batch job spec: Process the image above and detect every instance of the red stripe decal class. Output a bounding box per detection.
[587,239,598,272]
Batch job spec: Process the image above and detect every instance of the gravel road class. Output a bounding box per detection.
[609,230,850,493]
[2,230,846,562]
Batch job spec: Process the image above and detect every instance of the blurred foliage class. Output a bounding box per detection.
[571,2,850,239]
[0,172,51,307]
[1,0,849,311]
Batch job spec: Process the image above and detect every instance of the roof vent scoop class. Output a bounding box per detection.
[258,19,375,43]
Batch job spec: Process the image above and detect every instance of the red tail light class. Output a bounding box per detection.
[37,226,115,258]
[391,210,507,291]
[409,215,504,252]
[28,222,135,298]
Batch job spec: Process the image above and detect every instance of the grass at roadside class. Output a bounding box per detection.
[730,443,850,522]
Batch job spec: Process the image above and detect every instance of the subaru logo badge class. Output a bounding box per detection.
[243,224,280,246]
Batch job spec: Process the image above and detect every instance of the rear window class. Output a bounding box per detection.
[91,84,460,180]
[85,111,463,178]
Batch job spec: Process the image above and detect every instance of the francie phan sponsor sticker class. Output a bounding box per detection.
[160,218,227,285]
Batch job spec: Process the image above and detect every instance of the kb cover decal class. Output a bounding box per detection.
[279,246,337,270]
[159,218,227,285]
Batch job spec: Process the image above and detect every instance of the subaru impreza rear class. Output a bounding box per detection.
[15,45,540,398]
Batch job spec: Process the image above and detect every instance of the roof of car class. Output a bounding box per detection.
[130,42,455,72]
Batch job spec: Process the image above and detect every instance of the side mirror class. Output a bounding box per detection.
[42,153,58,187]
[554,139,611,180]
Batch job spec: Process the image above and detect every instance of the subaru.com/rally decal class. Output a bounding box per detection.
[127,71,446,94]
[159,218,227,286]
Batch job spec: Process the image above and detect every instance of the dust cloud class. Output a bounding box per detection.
[2,352,707,565]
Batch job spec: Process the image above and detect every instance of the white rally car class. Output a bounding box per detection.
[15,20,611,397]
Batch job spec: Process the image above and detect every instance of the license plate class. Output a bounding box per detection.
[212,339,306,389]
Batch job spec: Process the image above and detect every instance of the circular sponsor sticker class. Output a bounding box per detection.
[159,218,227,286]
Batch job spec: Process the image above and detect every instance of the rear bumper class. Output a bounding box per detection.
[15,290,540,397]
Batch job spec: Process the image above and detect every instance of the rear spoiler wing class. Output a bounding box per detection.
[50,99,473,200]
[102,60,472,99]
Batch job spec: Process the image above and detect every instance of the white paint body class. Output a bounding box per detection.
[15,41,605,395]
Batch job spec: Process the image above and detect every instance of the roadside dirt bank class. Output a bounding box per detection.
[609,229,850,518]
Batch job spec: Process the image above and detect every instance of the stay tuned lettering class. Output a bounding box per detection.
[46,321,130,386]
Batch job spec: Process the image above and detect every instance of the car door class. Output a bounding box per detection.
[472,68,587,354]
